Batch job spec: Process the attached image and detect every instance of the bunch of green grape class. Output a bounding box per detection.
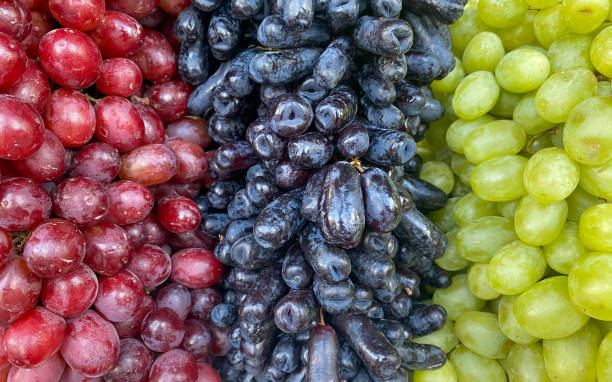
[410,0,612,380]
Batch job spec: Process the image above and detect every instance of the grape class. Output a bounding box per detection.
[470,155,527,202]
[497,294,538,345]
[514,195,568,246]
[568,252,612,320]
[466,263,499,300]
[433,274,486,321]
[462,32,504,74]
[488,240,546,295]
[495,48,550,93]
[148,349,197,382]
[451,71,500,120]
[140,308,185,353]
[456,216,517,262]
[533,5,569,49]
[454,311,512,359]
[523,147,580,203]
[463,120,526,164]
[94,270,144,323]
[449,346,506,382]
[41,264,98,319]
[445,115,495,155]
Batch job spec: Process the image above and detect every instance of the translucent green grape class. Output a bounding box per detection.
[417,139,436,162]
[462,32,505,73]
[464,120,526,164]
[450,154,476,186]
[450,346,507,382]
[452,71,501,119]
[488,240,547,295]
[453,192,499,226]
[597,331,612,382]
[579,204,612,251]
[413,362,458,382]
[446,115,496,154]
[513,91,556,135]
[569,252,612,320]
[433,274,487,321]
[579,158,612,200]
[425,117,451,148]
[435,228,471,271]
[442,92,459,121]
[561,0,609,34]
[496,13,538,51]
[533,5,571,48]
[596,80,612,96]
[525,0,558,8]
[450,9,491,57]
[498,294,539,345]
[420,161,455,195]
[456,216,518,262]
[428,197,460,234]
[490,89,523,118]
[468,263,501,300]
[455,311,512,359]
[451,179,473,198]
[513,276,589,339]
[592,26,612,78]
[547,34,593,72]
[523,147,580,203]
[534,68,597,123]
[543,221,588,274]
[495,48,550,93]
[543,320,600,382]
[431,58,466,98]
[514,195,568,246]
[567,186,602,221]
[497,199,519,218]
[477,0,527,28]
[524,134,554,155]
[434,145,453,165]
[413,320,460,353]
[502,343,551,382]
[470,155,528,202]
[564,96,612,166]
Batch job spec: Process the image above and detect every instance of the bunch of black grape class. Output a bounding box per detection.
[173,0,464,380]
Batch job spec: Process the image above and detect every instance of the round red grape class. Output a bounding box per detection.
[156,283,192,320]
[145,80,192,122]
[132,101,165,145]
[182,320,211,360]
[52,177,109,228]
[60,366,103,382]
[119,144,178,186]
[104,338,153,382]
[69,143,121,184]
[0,177,51,231]
[0,255,42,325]
[113,294,155,339]
[41,263,99,318]
[149,349,197,382]
[6,59,50,113]
[7,352,66,382]
[87,10,143,58]
[83,223,132,276]
[106,180,154,225]
[106,0,158,19]
[140,308,185,353]
[126,244,171,289]
[49,0,105,31]
[44,88,96,148]
[94,96,145,152]
[156,196,201,234]
[0,0,32,41]
[159,0,190,16]
[128,29,176,83]
[0,229,10,267]
[94,270,143,323]
[152,182,202,201]
[0,95,44,160]
[196,362,221,382]
[189,287,221,321]
[166,137,208,184]
[139,213,170,246]
[21,10,52,58]
[171,248,222,288]
[13,130,67,183]
[96,58,142,97]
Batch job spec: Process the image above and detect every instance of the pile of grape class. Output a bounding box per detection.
[414,0,612,380]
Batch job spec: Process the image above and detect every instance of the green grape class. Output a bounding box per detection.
[596,80,612,96]
[496,13,538,51]
[497,199,519,218]
[477,0,527,28]
[567,186,603,221]
[490,89,523,119]
[429,197,460,233]
[468,263,501,300]
[450,153,476,186]
[434,146,453,165]
[533,4,571,48]
[435,228,471,271]
[568,252,612,319]
[450,346,507,382]
[502,343,552,382]
[579,204,612,251]
[543,320,600,382]
[549,126,564,148]
[417,139,436,162]
[543,221,588,274]
[526,0,558,8]
[534,67,597,123]
[598,320,612,334]
[413,320,460,353]
[495,48,550,93]
[450,9,491,57]
[513,91,556,135]
[442,92,459,121]
[579,158,612,199]
[597,331,612,382]
[452,71,501,120]
[446,115,496,155]
[414,362,458,382]
[592,26,612,78]
[514,195,568,246]
[451,179,472,198]
[456,216,518,262]
[547,34,593,72]
[488,240,547,294]
[433,274,487,321]
[564,96,612,166]
[498,294,539,345]
[420,161,455,194]
[462,32,505,73]
[426,118,451,149]
[455,311,512,359]
[561,0,609,34]
[431,58,466,98]
[514,276,589,339]
[453,192,499,226]
[471,155,528,202]
[464,120,526,164]
[523,147,580,203]
[524,134,554,155]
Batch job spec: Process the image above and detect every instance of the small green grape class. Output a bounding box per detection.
[513,91,556,135]
[451,178,473,197]
[413,320,460,354]
[579,158,612,200]
[450,9,491,57]
[502,343,551,382]
[567,186,603,221]
[596,80,612,96]
[547,33,593,72]
[417,139,436,162]
[490,88,522,118]
[453,192,498,226]
[498,294,539,345]
[579,204,612,251]
[524,133,554,155]
[413,362,458,382]
[477,0,527,28]
[446,115,496,154]
[434,146,453,165]
[456,216,518,262]
[523,147,580,203]
[496,13,538,51]
[450,346,507,382]
[428,197,460,234]
[452,71,501,120]
[597,331,612,382]
[543,221,588,274]
[525,0,558,8]
[435,228,471,271]
[455,311,512,359]
[533,5,571,48]
[464,120,526,164]
[564,96,612,166]
[450,153,476,186]
[591,26,612,79]
[470,155,528,202]
[514,195,568,246]
[513,276,589,339]
[569,252,612,320]
[468,263,501,300]
[497,199,519,218]
[420,161,455,195]
[433,274,486,321]
[425,118,451,148]
[431,58,466,98]
[463,32,505,73]
[495,48,550,93]
[488,240,547,295]
[561,0,609,34]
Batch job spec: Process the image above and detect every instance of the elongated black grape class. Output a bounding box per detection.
[208,114,247,144]
[241,335,275,367]
[367,302,385,319]
[258,16,330,48]
[395,342,446,370]
[307,324,340,382]
[276,159,312,189]
[286,366,307,382]
[282,243,314,289]
[339,340,361,380]
[226,267,260,293]
[318,161,365,246]
[228,189,261,219]
[361,167,402,233]
[246,175,277,207]
[349,249,395,289]
[412,260,451,288]
[221,50,257,97]
[231,0,263,19]
[404,50,443,83]
[373,274,402,303]
[208,4,241,60]
[337,119,370,159]
[358,64,396,106]
[374,319,409,346]
[400,176,447,211]
[274,289,318,333]
[231,233,282,269]
[403,154,423,177]
[376,54,407,82]
[194,0,224,11]
[295,76,329,105]
[288,132,334,169]
[212,88,241,117]
[382,292,412,319]
[351,285,374,313]
[405,303,446,337]
[301,167,326,222]
[395,207,447,260]
[314,86,358,134]
[313,277,355,314]
[361,97,405,131]
[211,303,239,327]
[187,61,230,116]
[215,141,258,172]
[201,213,232,236]
[313,36,353,90]
[370,0,402,18]
[327,0,359,33]
[215,241,233,264]
[403,0,464,25]
[263,363,285,382]
[397,268,420,298]
[224,219,256,244]
[332,313,401,380]
[178,37,210,86]
[246,117,287,161]
[240,318,277,343]
[284,0,315,29]
[260,85,291,108]
[270,94,313,137]
[353,16,413,57]
[299,224,351,282]
[174,5,207,42]
[249,48,322,85]
[208,180,242,209]
[365,125,416,166]
[240,265,289,323]
[360,231,392,254]
[271,335,300,374]
[394,81,426,117]
[253,187,305,249]
[419,88,444,123]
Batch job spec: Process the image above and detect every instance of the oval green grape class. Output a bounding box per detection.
[495,48,550,93]
[452,71,501,120]
[514,195,568,246]
[488,240,547,295]
[456,216,518,262]
[471,155,528,202]
[523,147,580,203]
[464,120,526,164]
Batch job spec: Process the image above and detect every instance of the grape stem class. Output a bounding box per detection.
[350,158,364,173]
[319,307,325,325]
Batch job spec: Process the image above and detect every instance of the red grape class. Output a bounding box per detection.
[96,58,143,97]
[21,10,52,58]
[60,310,120,377]
[113,294,155,339]
[0,35,26,91]
[145,80,192,122]
[69,143,121,184]
[0,229,10,267]
[0,255,42,325]
[106,0,159,20]
[166,137,208,184]
[49,0,105,31]
[128,29,176,83]
[0,0,32,41]
[122,220,146,248]
[106,180,154,225]
[126,244,171,289]
[6,59,50,113]
[140,307,185,353]
[196,362,221,382]
[41,264,99,318]
[149,349,197,382]
[104,338,153,382]
[94,270,144,322]
[139,213,170,246]
[159,0,190,16]
[0,327,8,371]
[156,283,192,320]
[13,130,67,183]
[52,177,109,228]
[138,7,164,28]
[4,307,66,368]
[132,101,165,145]
[156,196,202,234]
[0,95,44,160]
[189,287,221,321]
[94,96,145,152]
[38,28,102,90]
[207,325,231,356]
[166,116,212,149]
[160,16,181,52]
[152,182,202,201]
[119,144,178,186]
[0,177,51,231]
[23,218,86,278]
[182,320,211,360]
[60,367,102,382]
[7,353,66,382]
[168,230,217,252]
[83,223,132,276]
[44,88,96,148]
[171,248,223,288]
[88,10,144,59]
